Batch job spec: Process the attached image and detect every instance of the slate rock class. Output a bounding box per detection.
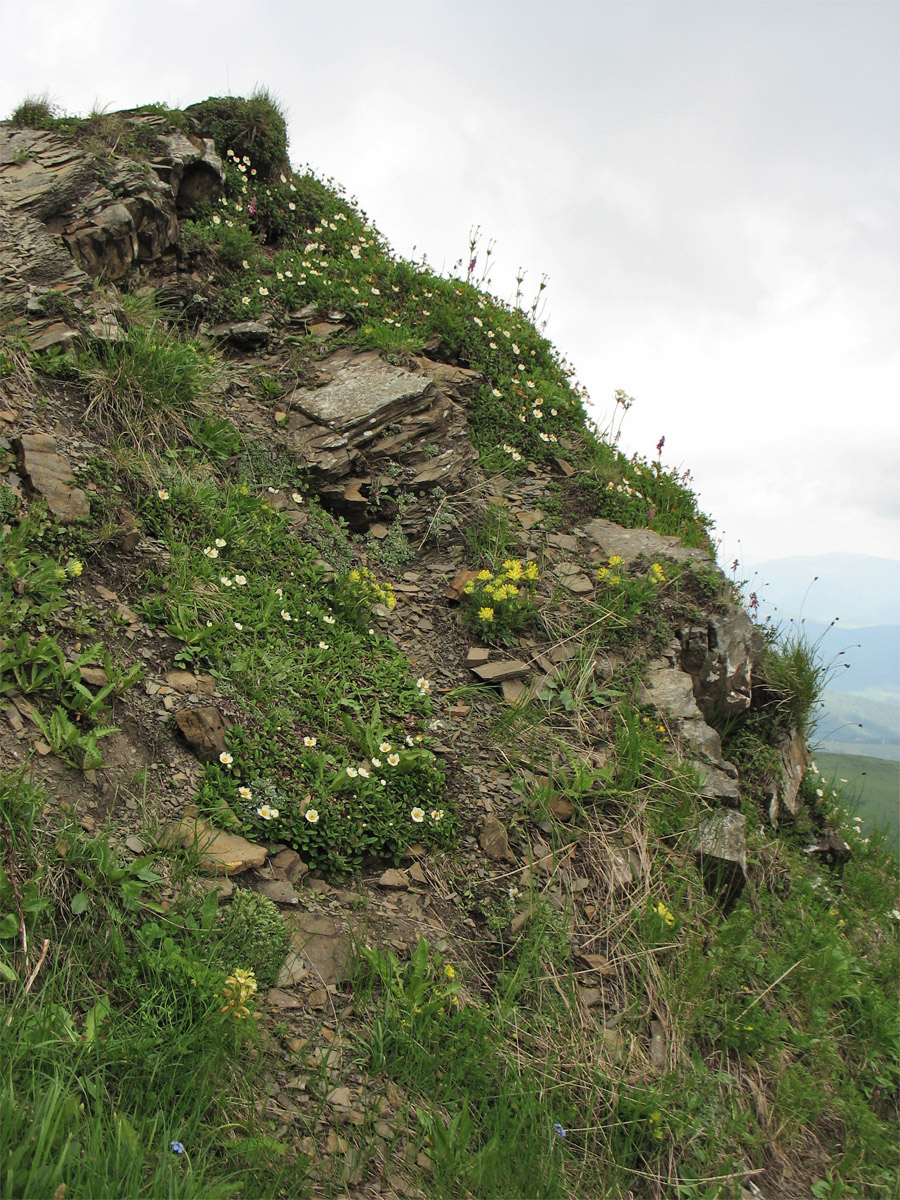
[17,433,89,521]
[479,815,514,861]
[472,658,529,684]
[174,706,233,762]
[159,814,267,876]
[695,810,748,908]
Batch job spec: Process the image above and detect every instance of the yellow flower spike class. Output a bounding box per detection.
[608,555,624,568]
[476,569,493,581]
[478,607,494,621]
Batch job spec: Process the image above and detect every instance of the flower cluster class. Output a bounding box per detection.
[460,558,540,644]
[653,900,675,927]
[220,967,258,1020]
[345,565,397,611]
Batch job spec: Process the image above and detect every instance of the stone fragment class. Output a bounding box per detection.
[578,987,603,1007]
[695,810,748,908]
[472,658,529,684]
[255,879,299,905]
[768,727,809,823]
[271,848,309,882]
[577,952,614,976]
[649,1019,667,1069]
[408,862,427,885]
[265,988,305,1009]
[306,988,329,1009]
[679,609,764,719]
[501,679,528,704]
[378,868,409,890]
[549,796,573,821]
[158,813,267,876]
[555,562,594,594]
[79,666,109,687]
[17,433,89,521]
[465,646,491,667]
[289,913,350,985]
[174,706,233,763]
[553,457,576,477]
[479,815,514,861]
[207,318,270,349]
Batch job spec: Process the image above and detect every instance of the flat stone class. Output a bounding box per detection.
[326,1086,352,1110]
[446,568,479,601]
[277,952,308,987]
[18,433,89,521]
[549,797,574,821]
[271,848,309,882]
[79,666,109,687]
[555,562,594,594]
[582,517,711,565]
[465,646,491,666]
[158,814,267,876]
[479,815,514,862]
[472,659,529,684]
[265,988,304,1009]
[640,666,702,721]
[578,987,603,1007]
[255,879,299,905]
[695,810,748,908]
[501,679,528,703]
[378,868,409,890]
[289,913,350,985]
[518,509,544,530]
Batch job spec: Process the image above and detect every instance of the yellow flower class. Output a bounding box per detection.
[443,964,456,980]
[608,555,625,568]
[478,606,494,621]
[476,569,493,581]
[650,562,666,583]
[493,586,508,601]
[524,561,539,581]
[502,559,523,580]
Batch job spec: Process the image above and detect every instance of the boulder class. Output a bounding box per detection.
[17,433,90,521]
[174,706,233,763]
[159,813,267,876]
[767,727,809,824]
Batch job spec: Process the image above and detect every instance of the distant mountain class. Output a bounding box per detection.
[743,552,900,627]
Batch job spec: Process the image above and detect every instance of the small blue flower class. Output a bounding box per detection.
[170,1141,184,1154]
[553,1123,567,1139]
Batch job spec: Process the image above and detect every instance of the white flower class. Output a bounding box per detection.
[387,753,400,766]
[416,677,431,694]
[317,640,329,650]
[259,286,269,297]
[242,296,250,306]
[350,244,361,258]
[238,786,253,800]
[430,809,444,821]
[234,575,247,586]
[371,757,382,768]
[212,214,221,225]
[370,286,380,295]
[219,752,233,766]
[233,622,243,631]
[346,766,358,778]
[358,766,370,779]
[304,736,317,747]
[292,492,303,503]
[203,547,219,559]
[257,805,279,820]
[891,908,900,921]
[379,742,392,753]
[275,587,283,598]
[411,808,425,823]
[220,576,233,587]
[157,489,169,500]
[322,614,335,625]
[215,539,226,548]
[281,610,292,622]
[492,388,502,397]
[305,809,319,824]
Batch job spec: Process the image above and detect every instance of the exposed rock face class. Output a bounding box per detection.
[582,517,711,565]
[679,609,764,721]
[0,118,223,347]
[283,349,480,525]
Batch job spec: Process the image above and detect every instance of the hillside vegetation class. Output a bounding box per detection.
[1,94,898,1200]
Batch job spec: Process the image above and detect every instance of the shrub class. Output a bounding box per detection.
[9,93,57,128]
[213,887,289,987]
[184,90,288,182]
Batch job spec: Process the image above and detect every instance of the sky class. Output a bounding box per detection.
[1,0,897,570]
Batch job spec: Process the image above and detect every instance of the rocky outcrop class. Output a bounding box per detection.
[679,608,764,721]
[695,809,748,908]
[282,348,480,526]
[0,118,223,348]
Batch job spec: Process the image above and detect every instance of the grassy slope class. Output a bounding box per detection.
[815,751,900,858]
[1,97,898,1200]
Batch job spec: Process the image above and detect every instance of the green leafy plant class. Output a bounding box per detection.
[460,557,541,644]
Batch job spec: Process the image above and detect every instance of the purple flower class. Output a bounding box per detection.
[170,1141,184,1154]
[553,1123,567,1139]
[655,435,665,458]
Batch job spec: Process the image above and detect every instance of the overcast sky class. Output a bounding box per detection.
[2,0,897,568]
